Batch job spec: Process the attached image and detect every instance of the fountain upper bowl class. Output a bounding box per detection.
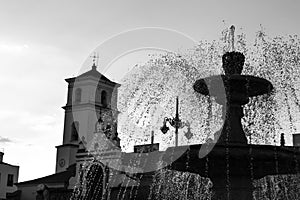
[194,74,273,101]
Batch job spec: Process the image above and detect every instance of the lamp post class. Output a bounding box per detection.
[160,96,185,146]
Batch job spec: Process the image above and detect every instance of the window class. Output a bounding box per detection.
[7,174,14,187]
[71,121,79,141]
[101,90,107,107]
[96,88,101,103]
[75,88,82,103]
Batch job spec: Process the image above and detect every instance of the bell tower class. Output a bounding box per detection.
[55,58,120,173]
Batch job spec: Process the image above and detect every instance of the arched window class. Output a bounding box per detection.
[71,121,79,141]
[75,88,82,103]
[101,90,107,107]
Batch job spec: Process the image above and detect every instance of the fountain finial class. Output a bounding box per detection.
[221,26,245,75]
[230,25,235,52]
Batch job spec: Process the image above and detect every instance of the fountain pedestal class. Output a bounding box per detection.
[211,176,252,200]
[216,103,247,144]
[209,75,253,199]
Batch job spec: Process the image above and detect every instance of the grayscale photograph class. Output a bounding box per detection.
[0,1,300,199]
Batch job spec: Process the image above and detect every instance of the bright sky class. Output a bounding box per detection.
[0,0,300,182]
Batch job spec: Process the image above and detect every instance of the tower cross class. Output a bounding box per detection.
[90,52,99,70]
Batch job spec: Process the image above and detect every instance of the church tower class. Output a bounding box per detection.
[55,60,120,173]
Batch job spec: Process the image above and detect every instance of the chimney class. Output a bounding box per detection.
[0,151,4,162]
[293,133,300,147]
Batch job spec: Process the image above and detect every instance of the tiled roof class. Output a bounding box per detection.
[77,67,114,83]
[65,66,120,87]
[0,161,19,168]
[16,164,75,186]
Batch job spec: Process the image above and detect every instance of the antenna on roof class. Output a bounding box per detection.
[90,52,99,70]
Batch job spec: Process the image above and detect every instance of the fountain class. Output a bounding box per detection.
[162,27,300,200]
[70,26,300,200]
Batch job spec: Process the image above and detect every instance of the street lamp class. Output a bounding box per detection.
[160,96,186,146]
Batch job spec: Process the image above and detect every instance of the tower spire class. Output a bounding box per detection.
[90,52,99,70]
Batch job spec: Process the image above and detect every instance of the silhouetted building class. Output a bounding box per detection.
[0,151,19,200]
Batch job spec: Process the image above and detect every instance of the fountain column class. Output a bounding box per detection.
[194,51,264,200]
[214,52,253,200]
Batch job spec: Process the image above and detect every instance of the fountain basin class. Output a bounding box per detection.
[163,144,300,179]
[162,144,300,199]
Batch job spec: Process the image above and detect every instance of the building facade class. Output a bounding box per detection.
[55,63,120,174]
[0,151,19,200]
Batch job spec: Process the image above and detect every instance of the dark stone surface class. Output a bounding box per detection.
[163,144,300,200]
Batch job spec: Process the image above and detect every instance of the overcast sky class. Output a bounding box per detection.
[0,0,300,182]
